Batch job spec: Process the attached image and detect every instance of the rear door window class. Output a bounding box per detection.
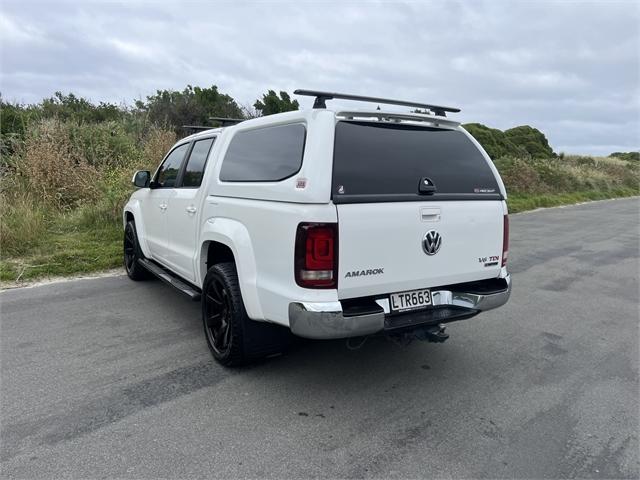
[182,137,214,187]
[220,124,305,182]
[332,121,500,203]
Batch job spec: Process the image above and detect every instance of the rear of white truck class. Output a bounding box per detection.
[289,115,511,340]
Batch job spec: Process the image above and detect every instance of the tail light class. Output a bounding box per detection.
[295,223,338,289]
[502,215,509,267]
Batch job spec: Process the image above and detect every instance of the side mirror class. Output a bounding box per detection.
[132,170,150,188]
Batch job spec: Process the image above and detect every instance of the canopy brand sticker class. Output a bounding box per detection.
[474,188,496,193]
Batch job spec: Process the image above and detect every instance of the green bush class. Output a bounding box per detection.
[67,122,141,170]
[464,123,555,159]
[609,151,639,162]
[503,126,555,158]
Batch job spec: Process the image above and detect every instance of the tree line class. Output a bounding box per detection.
[1,85,636,161]
[0,86,298,154]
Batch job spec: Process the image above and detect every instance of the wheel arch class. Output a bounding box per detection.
[199,219,263,320]
[122,201,152,258]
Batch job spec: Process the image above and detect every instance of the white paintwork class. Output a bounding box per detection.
[336,201,504,299]
[137,188,171,258]
[210,109,335,204]
[164,186,201,283]
[197,198,338,324]
[123,106,510,331]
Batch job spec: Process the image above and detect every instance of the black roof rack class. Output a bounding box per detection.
[182,125,214,132]
[293,89,460,116]
[209,117,245,127]
[182,117,245,133]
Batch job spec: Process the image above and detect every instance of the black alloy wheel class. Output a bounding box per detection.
[201,262,292,366]
[203,275,233,356]
[123,221,150,280]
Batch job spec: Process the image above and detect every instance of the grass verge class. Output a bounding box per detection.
[506,188,639,213]
[0,212,122,284]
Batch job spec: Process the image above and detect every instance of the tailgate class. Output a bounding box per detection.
[336,201,504,299]
[331,119,506,300]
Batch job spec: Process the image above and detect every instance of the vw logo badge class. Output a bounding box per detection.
[422,230,442,256]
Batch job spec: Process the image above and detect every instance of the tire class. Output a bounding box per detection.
[123,220,151,281]
[202,262,291,366]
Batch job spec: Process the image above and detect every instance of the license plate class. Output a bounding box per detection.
[389,288,432,312]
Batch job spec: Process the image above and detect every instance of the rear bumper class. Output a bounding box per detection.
[289,274,511,339]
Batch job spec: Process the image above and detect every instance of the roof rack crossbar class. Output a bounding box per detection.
[208,117,245,127]
[182,125,215,131]
[182,117,245,132]
[293,89,460,116]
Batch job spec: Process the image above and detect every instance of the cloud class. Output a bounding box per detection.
[1,0,638,155]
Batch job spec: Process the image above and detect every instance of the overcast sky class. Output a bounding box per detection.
[1,0,638,155]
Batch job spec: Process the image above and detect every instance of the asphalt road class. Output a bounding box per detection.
[1,198,638,479]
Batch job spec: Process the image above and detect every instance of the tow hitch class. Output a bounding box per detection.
[345,324,449,350]
[414,324,449,342]
[388,324,449,346]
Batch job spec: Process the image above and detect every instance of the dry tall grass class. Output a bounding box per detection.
[141,127,176,171]
[494,155,638,195]
[0,119,176,257]
[0,192,48,256]
[20,120,99,209]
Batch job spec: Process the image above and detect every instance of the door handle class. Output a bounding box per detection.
[421,207,441,222]
[159,203,167,211]
[186,206,197,214]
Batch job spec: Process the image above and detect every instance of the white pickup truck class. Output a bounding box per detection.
[123,90,511,366]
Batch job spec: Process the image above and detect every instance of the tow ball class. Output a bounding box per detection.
[414,324,449,343]
[347,324,450,350]
[388,324,450,345]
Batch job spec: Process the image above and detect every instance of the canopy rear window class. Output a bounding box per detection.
[332,121,501,203]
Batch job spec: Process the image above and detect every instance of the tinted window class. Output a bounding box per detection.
[182,138,214,187]
[156,143,189,188]
[220,124,305,182]
[332,121,500,203]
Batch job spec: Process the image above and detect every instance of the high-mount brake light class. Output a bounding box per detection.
[502,215,509,268]
[295,223,338,289]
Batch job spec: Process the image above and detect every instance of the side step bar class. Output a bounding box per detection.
[138,258,201,301]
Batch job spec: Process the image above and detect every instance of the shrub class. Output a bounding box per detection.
[140,127,176,171]
[493,154,640,196]
[609,151,640,162]
[138,85,243,133]
[19,119,99,209]
[493,157,542,193]
[504,126,555,158]
[464,123,555,159]
[67,121,140,170]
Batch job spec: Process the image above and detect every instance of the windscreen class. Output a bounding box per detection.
[332,121,501,203]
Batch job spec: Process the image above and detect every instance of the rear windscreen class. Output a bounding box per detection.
[332,121,501,203]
